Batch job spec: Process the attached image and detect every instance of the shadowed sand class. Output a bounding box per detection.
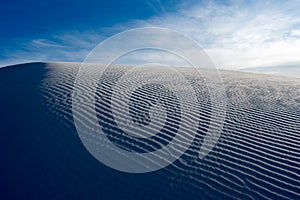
[0,62,299,199]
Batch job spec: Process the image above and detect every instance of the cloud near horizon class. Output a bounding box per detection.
[1,0,300,73]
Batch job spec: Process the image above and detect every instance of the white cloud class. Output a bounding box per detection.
[129,0,300,69]
[291,29,300,37]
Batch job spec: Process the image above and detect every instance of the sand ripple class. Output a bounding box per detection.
[39,62,300,199]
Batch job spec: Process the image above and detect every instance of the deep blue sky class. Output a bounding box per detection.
[1,0,156,41]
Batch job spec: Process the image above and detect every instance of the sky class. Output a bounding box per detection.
[1,0,300,76]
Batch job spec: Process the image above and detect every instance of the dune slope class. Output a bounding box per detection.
[0,62,299,200]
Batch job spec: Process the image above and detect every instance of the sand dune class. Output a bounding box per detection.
[0,62,299,199]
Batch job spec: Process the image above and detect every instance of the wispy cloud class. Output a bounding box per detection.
[131,0,300,69]
[31,39,64,48]
[0,30,105,67]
